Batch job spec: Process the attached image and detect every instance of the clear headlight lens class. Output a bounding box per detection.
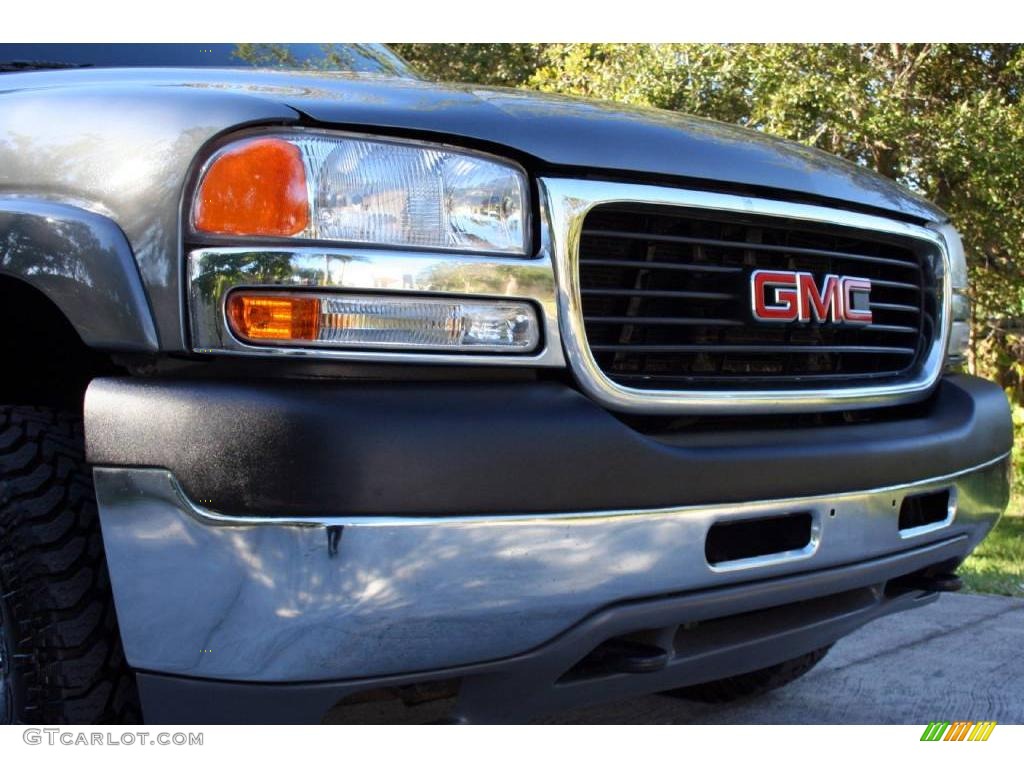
[193,132,528,255]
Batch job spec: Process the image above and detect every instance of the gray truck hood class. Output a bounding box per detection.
[275,73,944,223]
[3,67,946,224]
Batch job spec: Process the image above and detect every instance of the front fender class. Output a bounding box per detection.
[0,81,300,350]
[0,198,158,350]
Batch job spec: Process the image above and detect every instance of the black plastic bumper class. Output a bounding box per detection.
[85,374,1012,518]
[85,373,1012,722]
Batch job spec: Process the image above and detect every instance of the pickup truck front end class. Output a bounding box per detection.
[0,46,1012,725]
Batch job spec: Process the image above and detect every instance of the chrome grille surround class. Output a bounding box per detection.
[541,177,952,414]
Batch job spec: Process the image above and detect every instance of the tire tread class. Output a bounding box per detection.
[0,406,139,724]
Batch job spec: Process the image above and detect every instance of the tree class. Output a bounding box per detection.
[396,43,1024,397]
[389,44,546,87]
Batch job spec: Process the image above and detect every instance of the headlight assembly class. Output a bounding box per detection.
[192,131,529,255]
[939,223,970,370]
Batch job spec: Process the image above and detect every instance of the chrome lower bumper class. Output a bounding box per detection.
[95,455,1010,683]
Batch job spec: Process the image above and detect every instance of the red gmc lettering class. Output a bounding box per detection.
[751,270,873,325]
[841,277,873,324]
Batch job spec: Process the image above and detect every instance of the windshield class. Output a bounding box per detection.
[0,43,417,77]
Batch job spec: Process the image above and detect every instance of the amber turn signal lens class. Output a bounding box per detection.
[226,293,320,342]
[193,138,309,237]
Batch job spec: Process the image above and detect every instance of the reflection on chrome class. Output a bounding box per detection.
[541,176,953,414]
[188,246,561,365]
[92,456,1008,682]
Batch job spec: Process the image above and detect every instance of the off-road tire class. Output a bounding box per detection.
[0,406,139,724]
[661,645,832,704]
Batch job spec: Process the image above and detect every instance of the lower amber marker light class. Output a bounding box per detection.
[226,294,320,342]
[225,291,539,353]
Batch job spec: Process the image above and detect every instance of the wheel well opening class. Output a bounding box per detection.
[0,275,120,411]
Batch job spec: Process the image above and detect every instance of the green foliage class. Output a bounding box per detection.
[1013,405,1024,502]
[961,404,1024,597]
[960,515,1024,597]
[230,44,410,75]
[388,44,546,87]
[397,43,1024,401]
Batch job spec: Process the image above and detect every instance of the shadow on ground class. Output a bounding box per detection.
[540,593,1024,724]
[324,593,1024,724]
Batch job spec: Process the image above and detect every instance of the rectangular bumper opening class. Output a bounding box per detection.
[705,511,813,566]
[899,489,953,533]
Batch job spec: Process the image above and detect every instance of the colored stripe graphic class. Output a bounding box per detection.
[968,722,997,741]
[944,722,972,741]
[921,720,996,741]
[921,722,950,741]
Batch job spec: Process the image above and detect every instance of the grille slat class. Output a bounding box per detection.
[577,205,938,391]
[577,258,743,274]
[870,302,921,314]
[589,344,917,355]
[581,288,734,301]
[863,324,919,334]
[866,278,920,291]
[584,316,745,327]
[610,370,904,384]
[583,228,922,271]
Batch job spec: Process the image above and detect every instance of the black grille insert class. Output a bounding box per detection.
[578,205,940,390]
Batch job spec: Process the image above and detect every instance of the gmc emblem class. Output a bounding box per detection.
[750,269,873,325]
